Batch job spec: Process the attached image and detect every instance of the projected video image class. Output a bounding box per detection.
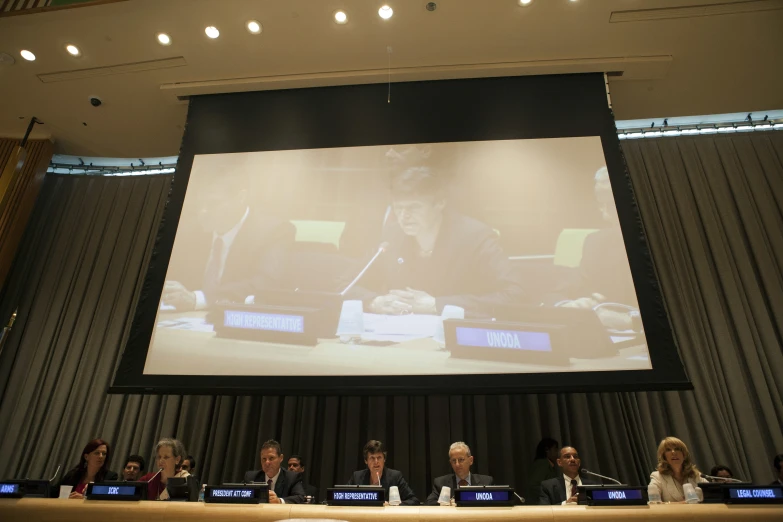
[145,137,650,376]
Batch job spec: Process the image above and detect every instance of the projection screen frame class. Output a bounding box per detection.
[111,73,690,395]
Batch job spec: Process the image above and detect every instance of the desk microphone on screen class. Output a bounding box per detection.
[339,242,390,297]
[700,473,744,483]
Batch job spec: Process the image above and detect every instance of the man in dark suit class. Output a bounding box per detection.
[350,145,526,319]
[162,170,295,311]
[347,440,419,505]
[539,446,600,505]
[426,441,493,505]
[772,454,783,486]
[287,454,319,503]
[243,440,306,504]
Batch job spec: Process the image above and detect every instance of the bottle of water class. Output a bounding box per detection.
[198,484,206,502]
[647,484,661,504]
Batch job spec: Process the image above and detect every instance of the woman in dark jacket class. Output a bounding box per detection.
[59,438,118,498]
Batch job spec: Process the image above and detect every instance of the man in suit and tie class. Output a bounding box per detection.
[287,454,319,503]
[347,440,419,505]
[162,170,295,311]
[243,440,306,504]
[425,441,494,505]
[539,446,600,505]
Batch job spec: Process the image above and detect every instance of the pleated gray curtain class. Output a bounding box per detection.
[0,133,781,502]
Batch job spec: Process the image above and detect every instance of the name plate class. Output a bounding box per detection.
[454,486,515,507]
[445,320,568,365]
[579,486,646,506]
[725,485,783,504]
[0,482,22,498]
[0,479,50,498]
[327,486,384,506]
[204,484,269,504]
[86,481,146,501]
[224,310,305,333]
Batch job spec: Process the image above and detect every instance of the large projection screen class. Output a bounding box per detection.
[112,74,689,394]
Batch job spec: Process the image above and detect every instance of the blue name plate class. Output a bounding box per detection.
[726,486,783,504]
[224,310,305,333]
[580,486,647,506]
[0,483,21,496]
[91,485,137,496]
[205,484,268,504]
[327,487,384,506]
[454,486,515,506]
[85,481,146,501]
[591,489,644,501]
[455,327,552,351]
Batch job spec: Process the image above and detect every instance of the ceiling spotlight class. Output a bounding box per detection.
[65,44,80,56]
[518,0,533,5]
[378,5,393,19]
[205,26,220,39]
[20,50,35,61]
[334,10,348,24]
[157,33,171,45]
[247,20,262,34]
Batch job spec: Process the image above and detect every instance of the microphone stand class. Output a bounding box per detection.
[580,469,624,485]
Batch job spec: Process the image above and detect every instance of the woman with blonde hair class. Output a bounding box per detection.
[139,438,191,500]
[648,437,707,502]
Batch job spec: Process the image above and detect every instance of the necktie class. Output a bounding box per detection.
[458,479,468,487]
[203,236,225,298]
[267,478,274,493]
[570,479,578,499]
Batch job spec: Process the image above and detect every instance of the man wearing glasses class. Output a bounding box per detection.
[425,441,494,505]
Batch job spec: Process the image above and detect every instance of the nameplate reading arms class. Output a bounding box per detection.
[725,485,783,504]
[224,310,305,333]
[454,486,515,507]
[327,486,385,506]
[0,482,22,498]
[85,481,146,501]
[205,484,269,504]
[579,486,647,506]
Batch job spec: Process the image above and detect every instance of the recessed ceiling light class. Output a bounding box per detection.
[378,5,393,19]
[65,44,80,56]
[157,33,171,45]
[247,20,262,34]
[20,50,35,61]
[518,0,533,6]
[334,10,348,24]
[205,26,220,39]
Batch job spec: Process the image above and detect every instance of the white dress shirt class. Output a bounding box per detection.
[561,473,582,505]
[194,207,250,309]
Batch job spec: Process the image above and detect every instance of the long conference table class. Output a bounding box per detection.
[2,499,782,522]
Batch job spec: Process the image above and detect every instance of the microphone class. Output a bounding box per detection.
[147,468,164,500]
[581,469,623,485]
[700,473,744,483]
[48,465,61,483]
[376,471,381,486]
[513,491,526,504]
[340,242,389,297]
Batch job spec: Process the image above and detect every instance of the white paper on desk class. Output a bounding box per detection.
[362,313,441,336]
[157,317,214,333]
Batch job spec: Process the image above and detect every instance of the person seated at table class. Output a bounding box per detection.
[525,438,560,505]
[539,446,600,505]
[425,441,493,505]
[709,464,734,482]
[162,171,295,311]
[139,438,190,500]
[648,436,707,503]
[243,439,306,504]
[121,454,145,481]
[287,454,319,503]
[180,455,198,482]
[59,438,118,499]
[351,145,524,319]
[348,439,419,505]
[772,454,783,486]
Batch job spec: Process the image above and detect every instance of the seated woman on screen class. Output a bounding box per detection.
[140,438,190,500]
[59,438,118,499]
[648,436,707,502]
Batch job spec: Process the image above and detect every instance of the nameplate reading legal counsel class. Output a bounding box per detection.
[0,483,21,498]
[327,486,385,506]
[85,481,146,501]
[579,486,647,506]
[454,486,515,507]
[224,310,305,333]
[204,484,268,504]
[724,485,783,504]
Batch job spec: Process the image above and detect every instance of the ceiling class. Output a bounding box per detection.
[1,0,781,157]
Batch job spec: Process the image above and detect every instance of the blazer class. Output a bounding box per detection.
[425,473,494,505]
[59,468,119,488]
[538,475,600,505]
[242,468,307,504]
[347,467,419,505]
[648,471,707,502]
[139,469,190,501]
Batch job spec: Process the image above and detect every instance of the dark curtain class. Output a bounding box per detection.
[0,134,781,502]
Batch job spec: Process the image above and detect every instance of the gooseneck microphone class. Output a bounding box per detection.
[339,242,389,297]
[146,468,164,500]
[48,465,61,483]
[513,491,526,504]
[581,469,623,485]
[700,473,744,483]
